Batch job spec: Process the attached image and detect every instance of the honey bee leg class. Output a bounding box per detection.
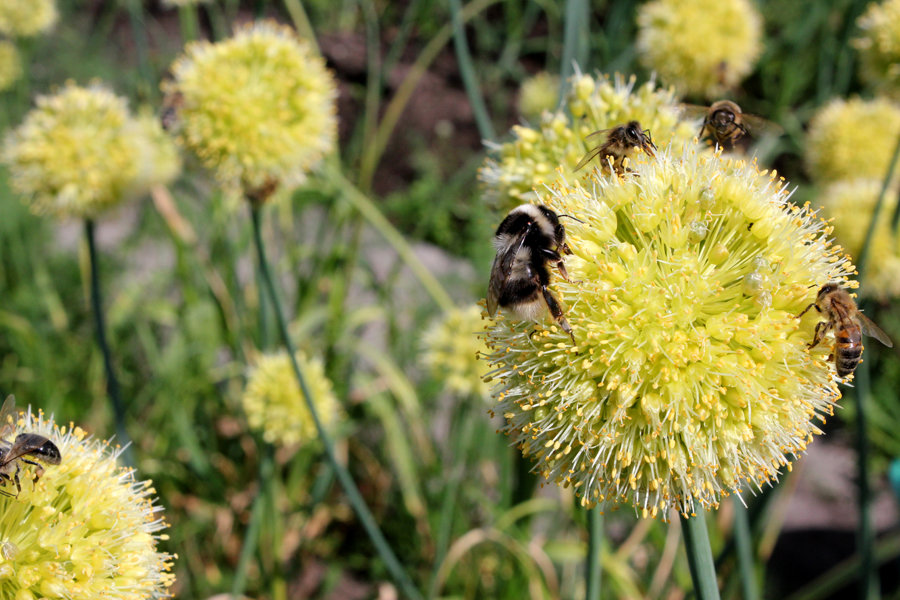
[21,458,43,482]
[12,465,20,497]
[808,320,831,349]
[541,285,576,345]
[796,302,819,319]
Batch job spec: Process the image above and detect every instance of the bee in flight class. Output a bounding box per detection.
[487,204,577,344]
[575,120,656,174]
[797,283,893,377]
[0,396,61,497]
[681,100,782,149]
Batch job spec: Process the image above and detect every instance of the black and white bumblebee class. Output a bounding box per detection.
[487,204,576,343]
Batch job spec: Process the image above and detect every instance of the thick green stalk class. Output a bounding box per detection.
[854,356,879,600]
[732,498,759,600]
[448,0,495,141]
[250,205,424,600]
[177,5,199,42]
[680,511,722,600]
[85,220,133,465]
[585,507,603,600]
[559,0,590,104]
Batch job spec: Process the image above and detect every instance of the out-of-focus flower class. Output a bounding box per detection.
[818,178,900,298]
[0,407,174,597]
[0,0,57,37]
[423,305,492,398]
[242,351,340,447]
[517,72,561,122]
[2,82,181,219]
[636,0,762,98]
[855,0,900,97]
[163,20,338,202]
[482,146,852,517]
[480,73,697,212]
[806,96,900,183]
[0,41,22,92]
[131,108,182,192]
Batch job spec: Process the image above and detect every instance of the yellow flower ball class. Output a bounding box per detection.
[517,72,561,122]
[2,82,180,219]
[242,351,340,447]
[636,0,762,98]
[483,147,852,518]
[423,305,492,398]
[806,96,900,183]
[818,179,900,298]
[0,41,22,92]
[855,0,900,97]
[164,20,338,200]
[480,73,697,212]
[0,0,57,37]
[0,407,174,598]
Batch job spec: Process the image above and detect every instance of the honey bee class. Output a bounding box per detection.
[681,100,782,148]
[0,396,61,497]
[159,90,184,132]
[487,204,576,343]
[797,283,893,377]
[575,120,656,174]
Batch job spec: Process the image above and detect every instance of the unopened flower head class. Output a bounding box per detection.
[0,41,22,92]
[855,0,900,97]
[636,0,762,98]
[423,305,492,398]
[164,20,338,201]
[0,408,174,598]
[806,96,900,184]
[818,178,900,298]
[517,72,561,122]
[0,0,57,37]
[480,73,697,212]
[483,147,852,517]
[242,351,340,447]
[2,82,177,219]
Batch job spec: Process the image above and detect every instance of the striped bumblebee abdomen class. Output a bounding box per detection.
[834,323,862,377]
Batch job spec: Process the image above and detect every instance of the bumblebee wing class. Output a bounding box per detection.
[857,313,893,348]
[487,231,529,316]
[741,114,784,137]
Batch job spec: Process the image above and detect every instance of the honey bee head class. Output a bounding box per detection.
[709,100,741,130]
[817,282,840,299]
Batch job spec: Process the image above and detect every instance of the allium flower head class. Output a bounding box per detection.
[242,351,340,447]
[806,96,900,184]
[636,0,762,98]
[163,20,338,201]
[480,73,697,212]
[517,72,561,122]
[0,41,22,92]
[483,146,853,517]
[818,179,900,298]
[2,82,178,219]
[423,305,492,398]
[854,0,900,97]
[0,0,57,37]
[132,108,183,192]
[0,407,174,597]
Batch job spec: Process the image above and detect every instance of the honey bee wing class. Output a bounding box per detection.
[574,145,607,171]
[0,396,17,441]
[487,230,529,316]
[741,114,784,138]
[583,128,613,141]
[857,313,893,348]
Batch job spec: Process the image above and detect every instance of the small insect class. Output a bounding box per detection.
[575,120,656,174]
[159,90,184,132]
[487,204,576,343]
[682,100,782,148]
[797,283,893,377]
[0,396,61,497]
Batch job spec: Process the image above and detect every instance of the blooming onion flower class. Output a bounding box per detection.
[817,178,900,299]
[0,407,174,598]
[636,0,762,98]
[163,20,338,201]
[482,146,853,517]
[242,351,340,447]
[0,41,22,92]
[0,0,57,38]
[2,82,181,219]
[805,96,900,184]
[480,73,697,212]
[423,305,492,398]
[854,0,900,97]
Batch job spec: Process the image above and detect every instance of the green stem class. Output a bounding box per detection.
[585,507,603,600]
[250,204,424,600]
[85,220,133,465]
[854,355,879,600]
[122,0,153,95]
[448,0,495,141]
[559,0,590,104]
[680,511,722,600]
[858,134,900,281]
[177,5,199,42]
[732,498,759,600]
[231,446,274,596]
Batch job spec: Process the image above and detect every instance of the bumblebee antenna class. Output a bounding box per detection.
[558,214,584,224]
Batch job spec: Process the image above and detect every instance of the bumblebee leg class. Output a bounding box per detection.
[540,248,578,283]
[541,285,575,344]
